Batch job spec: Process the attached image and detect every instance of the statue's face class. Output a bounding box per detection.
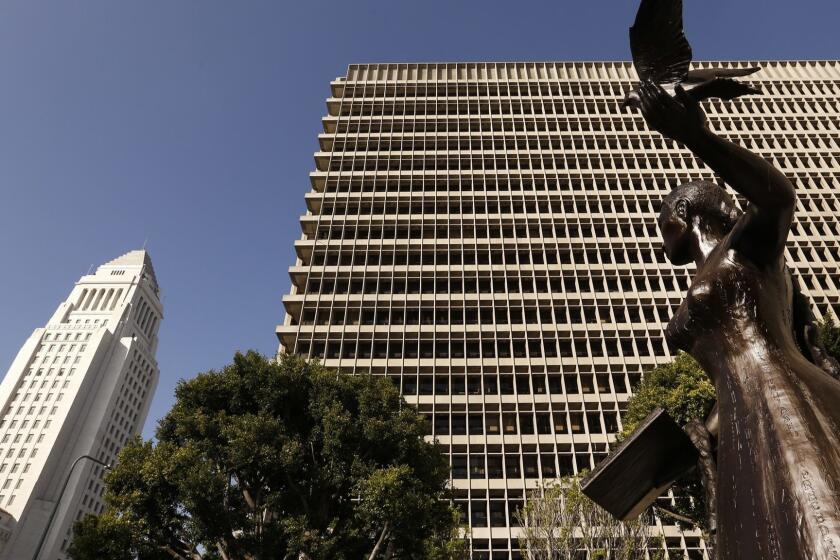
[658,200,692,266]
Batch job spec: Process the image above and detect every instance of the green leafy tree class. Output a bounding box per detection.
[619,352,716,530]
[69,352,464,560]
[67,512,169,560]
[818,312,840,362]
[620,353,716,438]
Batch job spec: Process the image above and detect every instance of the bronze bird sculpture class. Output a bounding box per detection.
[623,0,761,108]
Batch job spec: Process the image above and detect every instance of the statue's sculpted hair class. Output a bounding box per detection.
[660,180,740,231]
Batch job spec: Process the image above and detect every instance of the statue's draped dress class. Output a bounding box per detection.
[668,230,840,560]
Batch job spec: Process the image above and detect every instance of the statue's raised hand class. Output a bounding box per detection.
[638,81,708,146]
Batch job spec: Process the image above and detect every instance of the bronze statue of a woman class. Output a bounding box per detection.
[637,81,840,560]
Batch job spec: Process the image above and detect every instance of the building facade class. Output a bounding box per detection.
[0,250,162,559]
[276,61,840,559]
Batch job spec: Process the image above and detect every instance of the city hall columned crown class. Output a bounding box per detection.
[0,250,162,559]
[276,61,840,559]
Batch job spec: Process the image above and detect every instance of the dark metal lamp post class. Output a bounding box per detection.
[31,454,111,560]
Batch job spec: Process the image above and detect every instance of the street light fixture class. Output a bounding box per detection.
[31,454,111,560]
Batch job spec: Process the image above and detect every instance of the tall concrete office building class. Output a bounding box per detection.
[0,250,162,559]
[277,61,840,559]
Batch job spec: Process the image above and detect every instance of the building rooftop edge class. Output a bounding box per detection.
[344,59,840,68]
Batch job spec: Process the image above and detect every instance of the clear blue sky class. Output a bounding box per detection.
[0,0,837,438]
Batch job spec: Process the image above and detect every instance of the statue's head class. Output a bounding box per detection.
[658,181,740,265]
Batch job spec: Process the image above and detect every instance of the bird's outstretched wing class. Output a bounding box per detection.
[685,66,761,82]
[687,78,761,102]
[630,0,692,83]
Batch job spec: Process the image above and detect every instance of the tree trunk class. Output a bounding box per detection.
[367,522,390,560]
[215,541,232,560]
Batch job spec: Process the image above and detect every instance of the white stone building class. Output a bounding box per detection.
[0,250,162,559]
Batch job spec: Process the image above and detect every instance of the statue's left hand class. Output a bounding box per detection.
[638,81,708,146]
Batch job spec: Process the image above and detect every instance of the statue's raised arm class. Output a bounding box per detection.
[633,78,840,560]
[638,81,794,265]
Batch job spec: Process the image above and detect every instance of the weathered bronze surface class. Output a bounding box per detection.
[638,79,840,559]
[623,0,760,109]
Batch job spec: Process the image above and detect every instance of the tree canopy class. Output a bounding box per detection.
[618,352,715,530]
[620,352,716,439]
[69,352,463,560]
[818,312,840,362]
